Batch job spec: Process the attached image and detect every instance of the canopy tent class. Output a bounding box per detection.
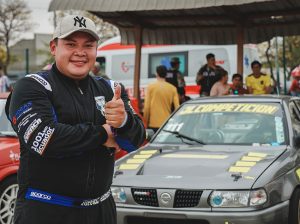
[49,0,300,104]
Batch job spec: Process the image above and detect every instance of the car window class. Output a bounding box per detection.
[289,101,300,134]
[0,99,16,136]
[153,102,286,146]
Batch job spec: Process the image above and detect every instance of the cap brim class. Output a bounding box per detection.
[55,29,99,41]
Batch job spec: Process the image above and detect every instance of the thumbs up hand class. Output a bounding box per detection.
[105,84,127,128]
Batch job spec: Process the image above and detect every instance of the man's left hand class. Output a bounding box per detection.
[105,84,126,128]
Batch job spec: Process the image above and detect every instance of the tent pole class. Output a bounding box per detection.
[237,24,244,76]
[133,25,142,112]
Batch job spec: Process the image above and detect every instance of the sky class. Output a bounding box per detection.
[23,0,54,39]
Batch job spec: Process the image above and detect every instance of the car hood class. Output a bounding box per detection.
[113,145,286,189]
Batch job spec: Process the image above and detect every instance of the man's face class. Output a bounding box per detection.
[207,57,216,67]
[50,32,97,80]
[252,64,261,76]
[232,76,242,87]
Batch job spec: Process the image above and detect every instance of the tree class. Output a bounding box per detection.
[0,0,31,74]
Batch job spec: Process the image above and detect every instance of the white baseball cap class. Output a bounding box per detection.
[52,15,99,41]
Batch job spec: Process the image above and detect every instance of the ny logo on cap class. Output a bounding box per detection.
[73,16,86,28]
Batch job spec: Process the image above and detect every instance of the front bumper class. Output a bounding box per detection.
[116,200,289,224]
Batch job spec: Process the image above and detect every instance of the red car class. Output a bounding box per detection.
[0,92,19,224]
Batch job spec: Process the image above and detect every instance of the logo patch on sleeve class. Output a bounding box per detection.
[26,74,52,91]
[94,96,106,116]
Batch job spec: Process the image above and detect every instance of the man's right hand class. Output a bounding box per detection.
[102,124,120,149]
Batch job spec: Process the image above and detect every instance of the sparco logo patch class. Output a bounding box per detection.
[24,118,42,143]
[30,191,51,200]
[94,96,106,116]
[81,198,100,207]
[26,74,52,91]
[31,126,54,155]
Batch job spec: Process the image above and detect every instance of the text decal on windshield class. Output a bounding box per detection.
[179,104,278,115]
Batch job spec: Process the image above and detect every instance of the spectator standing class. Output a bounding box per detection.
[289,73,300,96]
[0,65,11,92]
[229,73,248,95]
[6,15,145,224]
[210,69,231,96]
[196,53,223,96]
[166,57,186,103]
[246,60,272,95]
[144,65,179,132]
[90,61,109,79]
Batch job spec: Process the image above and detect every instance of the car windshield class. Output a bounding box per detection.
[153,102,286,146]
[0,99,16,137]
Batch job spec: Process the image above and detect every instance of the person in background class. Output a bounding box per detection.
[289,74,300,96]
[90,61,109,79]
[229,73,248,95]
[210,69,231,96]
[196,53,223,96]
[166,57,186,103]
[246,60,272,95]
[6,15,145,224]
[144,65,179,132]
[0,65,11,92]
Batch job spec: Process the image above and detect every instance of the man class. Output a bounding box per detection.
[6,15,145,224]
[246,60,272,95]
[0,65,11,92]
[166,57,186,103]
[229,73,248,95]
[144,65,179,132]
[196,53,223,96]
[90,61,109,79]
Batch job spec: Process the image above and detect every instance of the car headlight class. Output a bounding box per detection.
[111,186,127,203]
[209,189,267,208]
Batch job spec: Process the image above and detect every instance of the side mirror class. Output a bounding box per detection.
[294,135,300,149]
[146,129,155,142]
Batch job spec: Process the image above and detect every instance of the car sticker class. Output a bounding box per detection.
[118,149,158,170]
[296,168,300,181]
[179,103,278,115]
[229,152,268,174]
[275,116,285,143]
[126,159,146,164]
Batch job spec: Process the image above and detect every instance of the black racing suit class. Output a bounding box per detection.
[6,64,145,224]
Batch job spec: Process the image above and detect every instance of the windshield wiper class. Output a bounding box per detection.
[163,130,205,145]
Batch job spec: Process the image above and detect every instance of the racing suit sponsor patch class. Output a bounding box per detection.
[12,102,33,124]
[24,118,42,143]
[26,74,52,91]
[31,126,54,155]
[17,113,37,132]
[29,191,52,200]
[94,96,106,116]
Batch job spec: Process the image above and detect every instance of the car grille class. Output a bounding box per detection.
[174,190,202,208]
[131,188,159,207]
[126,217,209,224]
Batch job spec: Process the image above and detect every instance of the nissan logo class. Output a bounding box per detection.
[160,192,172,204]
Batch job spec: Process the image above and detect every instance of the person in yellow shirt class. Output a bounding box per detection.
[144,65,180,132]
[246,60,272,95]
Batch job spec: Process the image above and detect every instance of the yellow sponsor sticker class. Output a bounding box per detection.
[229,166,251,173]
[140,150,158,155]
[241,156,262,162]
[162,154,228,159]
[126,159,146,164]
[244,176,256,180]
[119,164,140,170]
[133,154,152,159]
[235,161,257,167]
[179,103,278,115]
[296,168,300,181]
[248,152,267,158]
